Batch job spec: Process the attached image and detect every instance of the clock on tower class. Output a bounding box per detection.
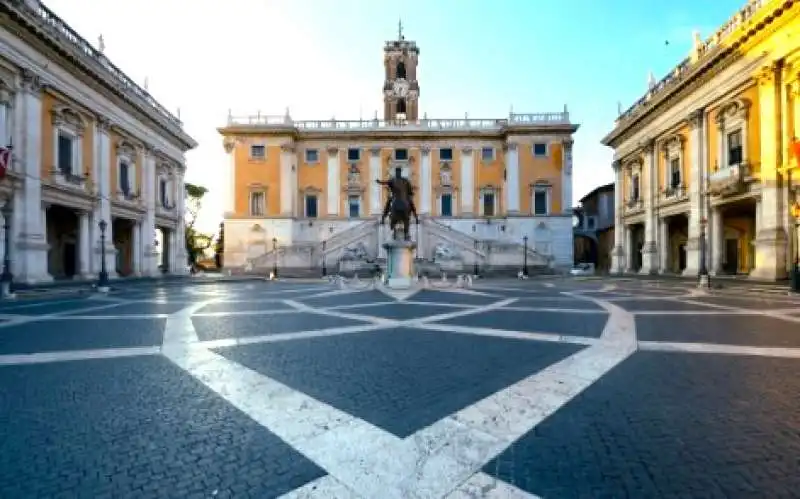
[383,20,420,121]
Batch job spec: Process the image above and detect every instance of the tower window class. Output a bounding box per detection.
[396,61,407,79]
[394,148,408,161]
[396,99,407,115]
[347,148,360,162]
[439,148,453,161]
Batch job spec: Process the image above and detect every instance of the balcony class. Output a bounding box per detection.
[225,111,572,132]
[661,183,688,204]
[708,163,750,196]
[625,198,644,214]
[51,168,87,189]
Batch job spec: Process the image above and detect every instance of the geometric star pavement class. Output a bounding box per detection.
[1,278,799,497]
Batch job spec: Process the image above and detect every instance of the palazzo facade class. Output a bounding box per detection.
[220,31,579,275]
[603,0,800,280]
[0,0,196,284]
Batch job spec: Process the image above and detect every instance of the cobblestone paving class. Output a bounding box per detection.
[0,277,798,498]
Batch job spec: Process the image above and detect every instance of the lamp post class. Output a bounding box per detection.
[321,239,327,277]
[98,219,109,291]
[698,217,710,288]
[1,200,14,299]
[473,239,479,276]
[791,201,800,293]
[272,237,278,278]
[522,235,529,277]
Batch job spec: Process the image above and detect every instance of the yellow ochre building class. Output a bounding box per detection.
[219,28,579,275]
[604,0,800,281]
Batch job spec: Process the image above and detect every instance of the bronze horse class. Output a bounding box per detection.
[377,169,419,240]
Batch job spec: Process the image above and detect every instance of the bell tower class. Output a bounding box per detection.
[383,19,420,122]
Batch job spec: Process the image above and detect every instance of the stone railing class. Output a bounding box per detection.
[624,198,644,214]
[14,1,183,128]
[616,0,767,124]
[708,163,750,195]
[661,184,688,202]
[226,111,571,131]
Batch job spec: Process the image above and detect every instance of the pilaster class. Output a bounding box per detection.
[142,145,158,276]
[369,147,382,215]
[640,138,658,274]
[611,160,626,273]
[420,146,431,214]
[682,108,705,276]
[710,206,724,274]
[460,146,474,214]
[505,143,520,213]
[326,147,340,216]
[223,138,235,215]
[561,138,573,214]
[279,144,295,216]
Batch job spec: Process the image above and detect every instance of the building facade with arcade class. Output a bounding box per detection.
[220,30,578,275]
[0,0,196,285]
[603,0,800,281]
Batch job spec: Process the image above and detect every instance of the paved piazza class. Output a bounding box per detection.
[1,277,799,498]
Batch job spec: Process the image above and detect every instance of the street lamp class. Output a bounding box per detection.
[98,219,109,291]
[791,201,800,293]
[272,237,278,278]
[698,217,710,289]
[473,239,479,276]
[522,235,529,277]
[321,239,327,277]
[1,200,14,299]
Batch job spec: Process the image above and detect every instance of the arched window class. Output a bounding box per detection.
[396,99,407,114]
[396,61,407,79]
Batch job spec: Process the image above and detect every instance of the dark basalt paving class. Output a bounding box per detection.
[612,299,718,312]
[340,303,460,320]
[192,313,372,341]
[64,302,191,316]
[197,300,296,314]
[0,356,324,498]
[690,295,800,310]
[636,314,800,347]
[298,290,393,308]
[215,327,584,437]
[435,309,608,338]
[0,298,108,316]
[484,352,800,498]
[510,297,604,310]
[409,290,501,306]
[0,319,166,355]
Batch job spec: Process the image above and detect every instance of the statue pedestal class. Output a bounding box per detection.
[383,239,416,289]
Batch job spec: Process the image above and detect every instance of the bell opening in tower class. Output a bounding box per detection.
[396,98,407,121]
[396,61,407,79]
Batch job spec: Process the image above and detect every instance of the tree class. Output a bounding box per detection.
[184,182,212,265]
[214,221,225,268]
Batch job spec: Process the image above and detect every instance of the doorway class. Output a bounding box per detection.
[724,239,739,274]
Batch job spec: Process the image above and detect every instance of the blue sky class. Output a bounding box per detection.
[44,0,744,234]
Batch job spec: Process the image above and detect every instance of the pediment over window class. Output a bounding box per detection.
[51,105,86,134]
[531,179,553,188]
[248,183,268,191]
[661,134,685,154]
[623,159,642,173]
[300,186,323,194]
[116,140,138,158]
[716,97,751,125]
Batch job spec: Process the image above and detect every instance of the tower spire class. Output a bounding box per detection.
[398,18,404,40]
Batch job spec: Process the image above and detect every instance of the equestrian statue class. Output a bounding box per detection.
[376,168,419,240]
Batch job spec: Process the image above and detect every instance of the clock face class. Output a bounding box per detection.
[393,80,409,97]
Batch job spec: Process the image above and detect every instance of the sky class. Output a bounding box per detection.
[42,0,745,235]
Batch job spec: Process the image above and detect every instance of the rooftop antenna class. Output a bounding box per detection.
[97,34,105,54]
[617,101,623,115]
[177,107,181,120]
[144,77,149,91]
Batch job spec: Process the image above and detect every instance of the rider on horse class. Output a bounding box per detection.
[376,168,419,239]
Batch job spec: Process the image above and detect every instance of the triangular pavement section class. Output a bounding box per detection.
[375,284,422,302]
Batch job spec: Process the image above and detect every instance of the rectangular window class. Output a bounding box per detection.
[305,195,318,218]
[159,178,168,207]
[58,133,74,174]
[669,158,681,188]
[727,130,742,165]
[533,143,548,157]
[534,190,548,215]
[250,145,265,159]
[439,148,453,161]
[348,195,360,218]
[482,192,495,217]
[587,216,596,229]
[440,193,453,216]
[249,192,265,216]
[481,147,495,161]
[305,149,319,163]
[632,175,640,200]
[120,162,130,194]
[347,148,360,161]
[394,148,408,161]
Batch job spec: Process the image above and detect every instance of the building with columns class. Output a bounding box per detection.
[603,0,800,281]
[220,30,578,275]
[0,0,196,285]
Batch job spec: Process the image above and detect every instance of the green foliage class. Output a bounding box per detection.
[214,222,224,268]
[184,182,212,264]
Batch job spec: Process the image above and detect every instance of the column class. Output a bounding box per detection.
[640,139,658,273]
[78,211,91,278]
[611,160,626,273]
[561,138,573,213]
[369,147,382,215]
[460,147,474,214]
[223,138,235,215]
[420,146,432,214]
[326,147,340,216]
[174,168,188,274]
[624,225,634,271]
[94,117,117,278]
[0,94,8,143]
[751,62,788,280]
[710,206,724,274]
[279,144,294,215]
[16,70,51,283]
[505,143,520,213]
[682,108,705,276]
[132,221,141,275]
[658,218,669,272]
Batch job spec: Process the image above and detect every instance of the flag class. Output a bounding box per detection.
[0,145,11,179]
